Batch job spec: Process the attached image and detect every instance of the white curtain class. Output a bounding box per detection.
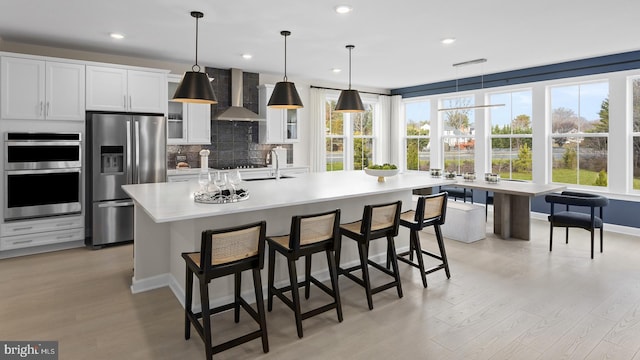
[389,95,403,169]
[309,87,326,172]
[377,95,391,164]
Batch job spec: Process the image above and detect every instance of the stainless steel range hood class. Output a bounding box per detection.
[214,68,262,121]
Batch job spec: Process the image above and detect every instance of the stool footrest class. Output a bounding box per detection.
[270,275,339,320]
[211,330,264,355]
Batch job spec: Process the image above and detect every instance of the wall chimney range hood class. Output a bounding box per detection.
[214,68,262,121]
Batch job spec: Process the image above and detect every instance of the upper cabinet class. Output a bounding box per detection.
[167,74,211,145]
[86,66,166,113]
[1,57,85,121]
[258,84,299,144]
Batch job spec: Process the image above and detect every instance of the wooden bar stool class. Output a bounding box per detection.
[266,209,343,338]
[337,200,403,310]
[398,192,450,288]
[182,221,269,359]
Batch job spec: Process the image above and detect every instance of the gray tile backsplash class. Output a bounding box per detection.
[167,67,293,170]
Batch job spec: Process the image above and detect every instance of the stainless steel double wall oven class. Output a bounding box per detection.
[3,132,82,221]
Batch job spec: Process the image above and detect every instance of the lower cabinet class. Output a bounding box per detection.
[0,215,84,251]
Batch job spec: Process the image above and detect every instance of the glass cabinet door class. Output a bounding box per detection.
[285,109,298,141]
[167,80,186,142]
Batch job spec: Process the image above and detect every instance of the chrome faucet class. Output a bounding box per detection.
[271,149,280,180]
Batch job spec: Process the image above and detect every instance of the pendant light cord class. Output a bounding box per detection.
[281,31,290,82]
[348,46,352,90]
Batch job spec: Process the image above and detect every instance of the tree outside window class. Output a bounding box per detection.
[405,101,430,171]
[489,90,533,180]
[325,98,375,171]
[550,82,609,187]
[441,96,475,174]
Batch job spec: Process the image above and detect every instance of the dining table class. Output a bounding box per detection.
[448,179,565,240]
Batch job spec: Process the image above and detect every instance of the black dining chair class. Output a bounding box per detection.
[545,191,609,259]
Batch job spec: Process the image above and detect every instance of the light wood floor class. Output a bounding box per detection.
[2,217,640,360]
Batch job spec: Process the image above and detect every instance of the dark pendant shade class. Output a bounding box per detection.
[172,71,218,104]
[268,81,303,109]
[335,89,364,113]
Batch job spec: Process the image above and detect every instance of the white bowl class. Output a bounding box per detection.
[364,168,399,182]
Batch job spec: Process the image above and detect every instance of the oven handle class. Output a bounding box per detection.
[6,168,81,175]
[98,200,134,208]
[6,141,82,146]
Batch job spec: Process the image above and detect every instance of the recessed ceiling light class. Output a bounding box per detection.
[332,68,342,73]
[242,54,253,59]
[441,37,456,45]
[110,33,125,40]
[335,5,353,14]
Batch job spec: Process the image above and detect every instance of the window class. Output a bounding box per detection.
[632,78,640,190]
[550,82,609,187]
[405,100,430,171]
[325,98,376,171]
[325,100,344,171]
[489,90,533,180]
[441,96,475,174]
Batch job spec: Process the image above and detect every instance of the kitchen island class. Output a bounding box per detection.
[122,171,453,307]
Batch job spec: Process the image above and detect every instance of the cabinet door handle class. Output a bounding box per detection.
[39,101,44,116]
[129,95,132,110]
[124,95,128,110]
[13,239,33,245]
[46,102,50,117]
[12,226,34,231]
[56,223,74,227]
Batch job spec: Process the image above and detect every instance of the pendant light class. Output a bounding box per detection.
[173,11,217,104]
[335,44,364,113]
[268,30,303,109]
[437,58,504,111]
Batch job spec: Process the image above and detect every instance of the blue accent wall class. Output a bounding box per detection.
[392,50,640,98]
[465,190,639,229]
[405,51,640,230]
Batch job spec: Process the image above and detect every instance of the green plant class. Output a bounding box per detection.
[593,169,608,186]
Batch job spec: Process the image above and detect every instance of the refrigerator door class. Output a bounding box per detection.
[90,114,129,201]
[92,200,134,246]
[133,115,167,184]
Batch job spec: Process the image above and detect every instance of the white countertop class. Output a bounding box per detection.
[122,171,454,223]
[450,179,565,196]
[167,165,308,176]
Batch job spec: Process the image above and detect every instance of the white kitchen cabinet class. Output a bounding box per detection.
[86,65,167,113]
[0,215,84,251]
[1,57,85,121]
[167,74,211,145]
[258,84,299,144]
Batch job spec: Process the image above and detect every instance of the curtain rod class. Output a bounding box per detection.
[310,85,391,97]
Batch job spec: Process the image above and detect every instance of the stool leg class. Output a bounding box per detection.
[252,268,269,353]
[267,245,275,312]
[565,228,569,244]
[435,225,451,279]
[199,279,213,360]
[358,241,374,310]
[590,229,595,259]
[304,254,312,300]
[234,272,241,323]
[287,259,304,338]
[412,230,428,288]
[600,226,604,253]
[184,264,193,340]
[549,223,553,252]
[326,249,343,322]
[387,235,403,299]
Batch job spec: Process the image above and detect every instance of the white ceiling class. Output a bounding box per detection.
[1,0,640,90]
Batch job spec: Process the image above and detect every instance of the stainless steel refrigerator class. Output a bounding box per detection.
[85,113,166,247]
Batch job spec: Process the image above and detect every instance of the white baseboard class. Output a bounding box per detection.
[130,273,171,294]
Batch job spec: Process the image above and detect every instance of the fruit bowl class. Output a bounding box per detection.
[364,168,400,182]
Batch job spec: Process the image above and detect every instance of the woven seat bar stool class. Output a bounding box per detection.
[398,192,450,288]
[266,209,343,338]
[337,200,403,310]
[182,221,269,359]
